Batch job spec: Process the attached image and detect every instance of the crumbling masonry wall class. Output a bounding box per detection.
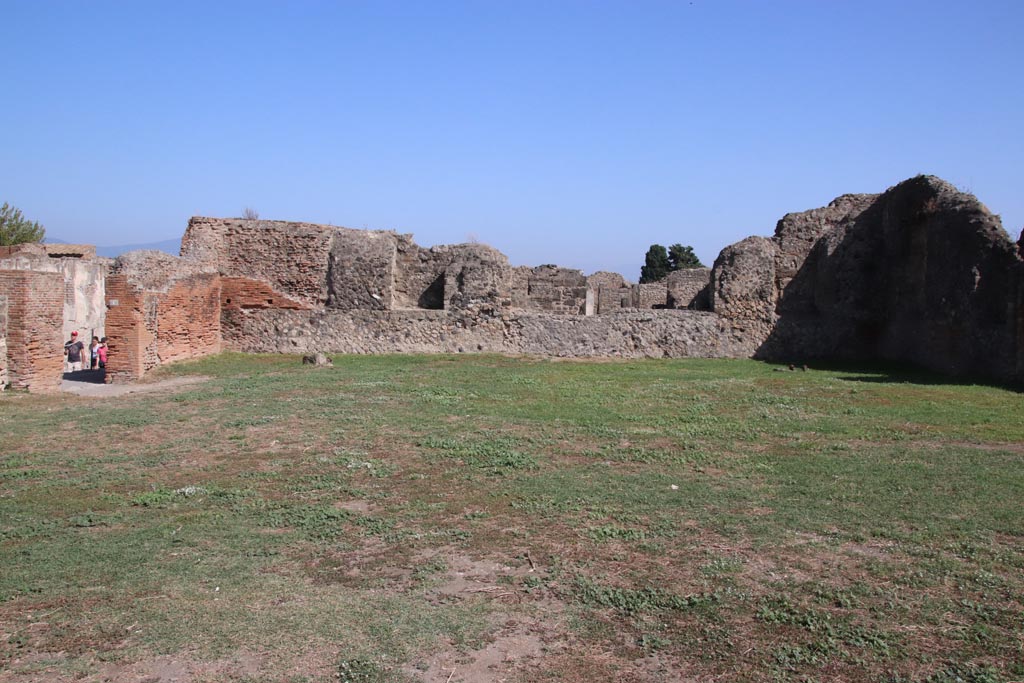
[6,174,1014,391]
[0,243,106,341]
[104,252,222,383]
[0,270,64,393]
[711,176,1024,382]
[181,218,335,307]
[0,295,8,389]
[666,268,711,309]
[222,308,759,359]
[511,266,587,313]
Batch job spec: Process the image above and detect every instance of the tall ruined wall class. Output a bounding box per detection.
[181,218,335,307]
[443,244,513,311]
[327,229,398,310]
[222,308,758,359]
[0,270,64,393]
[105,251,222,382]
[182,218,515,315]
[710,176,1024,382]
[392,236,448,310]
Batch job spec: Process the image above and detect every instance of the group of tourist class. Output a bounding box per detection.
[63,331,108,373]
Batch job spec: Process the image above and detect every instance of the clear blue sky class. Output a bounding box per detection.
[3,1,1021,279]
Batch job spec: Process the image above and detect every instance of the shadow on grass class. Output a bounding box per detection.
[779,360,1023,393]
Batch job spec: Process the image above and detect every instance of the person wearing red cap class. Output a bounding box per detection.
[64,331,86,372]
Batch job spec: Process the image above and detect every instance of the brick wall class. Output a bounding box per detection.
[0,295,7,389]
[105,272,222,382]
[221,277,311,311]
[104,274,148,382]
[0,270,65,393]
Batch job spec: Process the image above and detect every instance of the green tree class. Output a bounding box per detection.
[668,243,703,270]
[639,244,671,283]
[0,202,45,246]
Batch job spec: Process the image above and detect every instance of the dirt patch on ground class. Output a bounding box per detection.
[61,376,210,398]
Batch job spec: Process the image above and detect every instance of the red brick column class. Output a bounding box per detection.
[104,274,148,382]
[0,270,64,393]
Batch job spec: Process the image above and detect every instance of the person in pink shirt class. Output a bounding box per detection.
[97,337,109,370]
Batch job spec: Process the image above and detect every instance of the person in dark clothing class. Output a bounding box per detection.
[90,336,101,370]
[64,331,86,372]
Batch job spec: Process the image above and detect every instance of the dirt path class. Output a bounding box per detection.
[61,375,209,398]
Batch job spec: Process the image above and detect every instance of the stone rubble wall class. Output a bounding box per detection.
[327,229,398,310]
[444,245,514,311]
[637,281,668,309]
[595,285,634,314]
[222,307,759,359]
[5,174,1017,390]
[511,265,588,314]
[586,271,630,314]
[181,217,336,307]
[710,236,779,348]
[710,176,1024,382]
[0,270,64,393]
[393,237,449,310]
[665,268,711,309]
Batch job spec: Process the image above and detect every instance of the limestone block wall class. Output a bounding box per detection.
[637,281,668,309]
[595,285,633,314]
[222,307,758,359]
[666,268,711,309]
[512,265,587,313]
[0,270,64,393]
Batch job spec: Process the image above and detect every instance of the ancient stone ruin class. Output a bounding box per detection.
[1,175,1021,393]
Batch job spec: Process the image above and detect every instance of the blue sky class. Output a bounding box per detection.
[3,1,1021,279]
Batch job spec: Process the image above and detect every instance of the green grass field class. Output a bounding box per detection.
[1,354,1022,682]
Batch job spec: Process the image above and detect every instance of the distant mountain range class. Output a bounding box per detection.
[47,237,181,258]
